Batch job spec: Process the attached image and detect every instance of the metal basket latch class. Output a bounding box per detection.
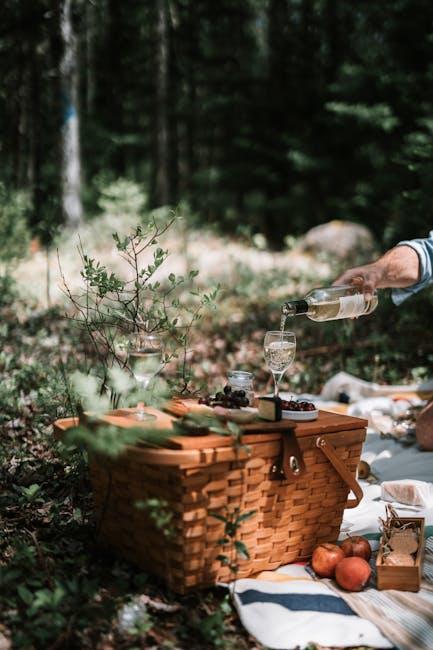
[271,431,306,481]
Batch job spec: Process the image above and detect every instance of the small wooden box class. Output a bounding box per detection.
[376,517,425,592]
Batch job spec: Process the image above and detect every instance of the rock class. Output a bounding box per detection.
[0,631,11,650]
[298,220,377,262]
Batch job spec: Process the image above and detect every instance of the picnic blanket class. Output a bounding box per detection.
[233,563,393,649]
[233,390,433,650]
[233,538,433,650]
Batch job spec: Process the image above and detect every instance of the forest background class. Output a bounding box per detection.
[2,0,433,244]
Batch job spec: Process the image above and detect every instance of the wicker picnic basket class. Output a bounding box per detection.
[54,408,366,594]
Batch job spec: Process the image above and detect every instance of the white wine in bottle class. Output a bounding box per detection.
[282,285,378,322]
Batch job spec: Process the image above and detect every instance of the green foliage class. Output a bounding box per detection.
[325,102,399,132]
[3,1,433,245]
[0,183,30,267]
[62,215,219,398]
[65,368,173,456]
[96,177,147,218]
[0,273,18,307]
[135,497,175,539]
[20,483,41,501]
[195,595,232,647]
[211,508,257,577]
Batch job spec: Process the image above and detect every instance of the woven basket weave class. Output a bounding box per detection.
[54,410,366,593]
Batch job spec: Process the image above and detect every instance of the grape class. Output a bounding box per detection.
[282,399,316,412]
[197,386,250,410]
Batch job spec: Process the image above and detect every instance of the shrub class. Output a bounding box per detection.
[96,177,147,219]
[0,183,30,269]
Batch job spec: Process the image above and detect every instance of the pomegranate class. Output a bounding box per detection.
[340,535,372,561]
[335,557,371,591]
[311,543,345,578]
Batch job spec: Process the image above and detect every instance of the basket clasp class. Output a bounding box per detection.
[270,431,306,481]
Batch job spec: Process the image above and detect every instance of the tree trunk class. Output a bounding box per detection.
[107,0,125,174]
[85,0,97,116]
[60,0,82,229]
[185,0,197,196]
[14,42,28,189]
[27,36,43,230]
[154,0,171,205]
[264,0,291,247]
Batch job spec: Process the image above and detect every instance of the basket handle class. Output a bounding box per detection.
[316,436,363,509]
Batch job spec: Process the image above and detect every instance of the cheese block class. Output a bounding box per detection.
[258,396,282,421]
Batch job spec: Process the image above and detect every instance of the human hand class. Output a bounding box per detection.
[333,245,420,296]
[333,262,385,300]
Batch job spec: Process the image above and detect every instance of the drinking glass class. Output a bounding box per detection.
[263,330,296,397]
[128,333,164,421]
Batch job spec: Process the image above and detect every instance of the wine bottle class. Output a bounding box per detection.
[282,285,378,322]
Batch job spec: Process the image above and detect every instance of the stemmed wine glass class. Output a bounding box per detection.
[263,331,296,397]
[128,333,164,421]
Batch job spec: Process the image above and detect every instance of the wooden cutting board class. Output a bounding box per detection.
[53,408,260,450]
[103,406,296,450]
[53,403,367,451]
[53,406,295,450]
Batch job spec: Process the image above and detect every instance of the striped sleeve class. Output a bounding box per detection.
[392,230,433,305]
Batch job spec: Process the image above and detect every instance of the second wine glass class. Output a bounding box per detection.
[263,331,296,398]
[128,333,164,421]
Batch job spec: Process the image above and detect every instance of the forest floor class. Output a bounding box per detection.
[0,301,265,650]
[15,213,330,307]
[1,220,430,649]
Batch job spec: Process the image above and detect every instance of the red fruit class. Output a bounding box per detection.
[340,535,372,561]
[311,543,345,578]
[335,557,371,591]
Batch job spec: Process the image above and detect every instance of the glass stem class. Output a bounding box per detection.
[136,378,151,418]
[141,377,151,393]
[273,372,282,398]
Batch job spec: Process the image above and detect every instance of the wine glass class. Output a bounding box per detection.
[263,331,296,398]
[128,333,164,421]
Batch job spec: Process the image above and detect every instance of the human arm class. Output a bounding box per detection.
[334,246,420,297]
[333,231,433,304]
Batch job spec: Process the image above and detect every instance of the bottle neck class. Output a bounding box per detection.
[282,299,309,317]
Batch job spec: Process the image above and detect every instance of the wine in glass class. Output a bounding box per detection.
[263,331,296,397]
[129,333,164,421]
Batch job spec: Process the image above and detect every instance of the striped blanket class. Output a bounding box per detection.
[233,537,433,650]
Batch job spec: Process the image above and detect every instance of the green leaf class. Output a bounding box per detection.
[21,484,40,500]
[18,585,33,605]
[234,540,250,560]
[108,366,135,395]
[209,512,226,523]
[227,421,240,435]
[235,510,257,524]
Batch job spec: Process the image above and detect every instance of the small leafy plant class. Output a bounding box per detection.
[211,508,257,580]
[135,497,175,539]
[60,213,219,401]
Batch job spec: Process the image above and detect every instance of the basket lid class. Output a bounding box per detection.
[53,408,367,451]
